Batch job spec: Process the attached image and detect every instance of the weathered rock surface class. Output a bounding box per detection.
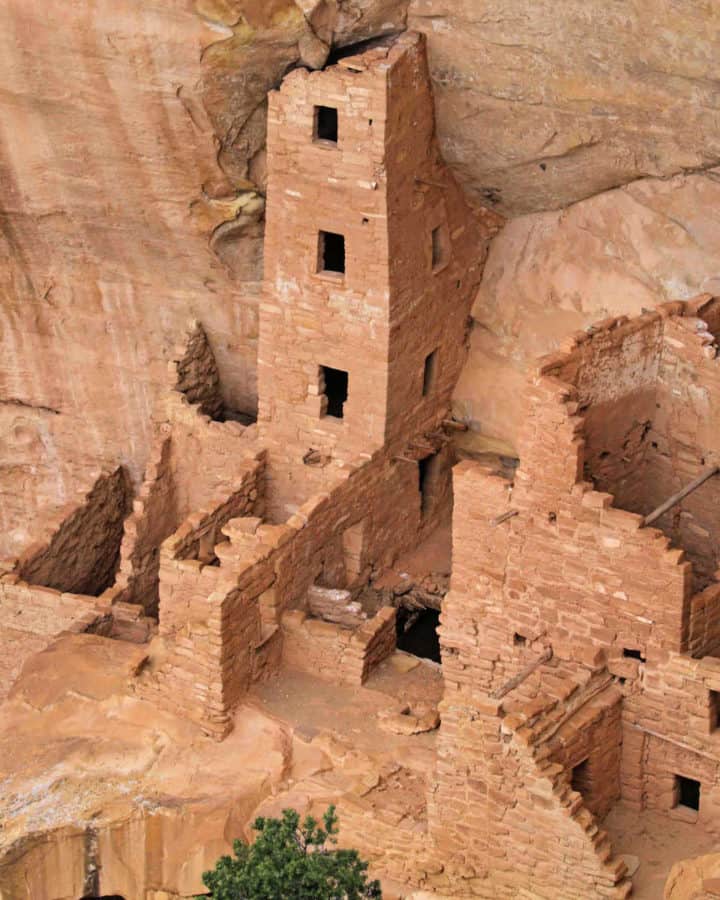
[409,0,720,215]
[454,169,720,453]
[1,1,718,556]
[665,852,720,899]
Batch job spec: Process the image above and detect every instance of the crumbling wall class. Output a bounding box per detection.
[431,672,630,899]
[281,606,395,685]
[16,467,132,596]
[111,433,176,617]
[173,321,224,421]
[141,446,422,737]
[543,299,720,592]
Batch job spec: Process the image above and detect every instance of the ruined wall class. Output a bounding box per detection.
[142,442,426,736]
[16,467,132,597]
[430,667,630,899]
[281,606,395,686]
[111,434,176,617]
[433,301,720,895]
[173,321,224,421]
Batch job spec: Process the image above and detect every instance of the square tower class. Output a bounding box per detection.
[259,33,488,515]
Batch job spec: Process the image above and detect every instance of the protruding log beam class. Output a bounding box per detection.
[641,466,720,528]
[491,647,553,700]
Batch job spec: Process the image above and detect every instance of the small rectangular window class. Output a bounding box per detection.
[318,231,345,274]
[314,106,338,143]
[623,648,646,662]
[423,349,438,396]
[675,775,700,811]
[431,224,449,271]
[711,690,720,732]
[320,365,348,419]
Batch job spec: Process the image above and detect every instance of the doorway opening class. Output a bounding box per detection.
[396,606,440,662]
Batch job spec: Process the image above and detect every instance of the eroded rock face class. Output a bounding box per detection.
[409,0,720,216]
[453,169,720,452]
[1,0,717,556]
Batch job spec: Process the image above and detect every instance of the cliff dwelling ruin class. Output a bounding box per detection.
[2,16,720,900]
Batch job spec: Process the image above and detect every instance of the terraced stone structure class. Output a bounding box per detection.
[3,27,720,900]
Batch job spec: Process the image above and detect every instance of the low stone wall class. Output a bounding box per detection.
[281,606,396,686]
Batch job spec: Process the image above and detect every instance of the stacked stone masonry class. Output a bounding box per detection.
[7,29,720,900]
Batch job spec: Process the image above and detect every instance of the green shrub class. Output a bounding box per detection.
[201,805,382,899]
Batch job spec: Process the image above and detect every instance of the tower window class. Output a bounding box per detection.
[320,365,348,419]
[431,224,449,271]
[423,349,438,396]
[314,106,338,143]
[318,231,345,275]
[711,690,720,732]
[674,775,701,811]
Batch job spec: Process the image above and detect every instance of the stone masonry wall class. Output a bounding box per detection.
[258,32,498,518]
[141,445,424,737]
[16,467,132,597]
[111,433,176,617]
[281,606,395,686]
[173,321,224,422]
[431,299,720,895]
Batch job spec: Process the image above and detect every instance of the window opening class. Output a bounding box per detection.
[675,775,701,811]
[711,690,720,732]
[320,365,348,419]
[314,106,338,143]
[623,648,646,662]
[423,349,438,396]
[513,632,527,646]
[318,231,345,275]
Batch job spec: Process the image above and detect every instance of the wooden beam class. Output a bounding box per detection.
[490,509,519,527]
[491,648,553,700]
[641,466,720,527]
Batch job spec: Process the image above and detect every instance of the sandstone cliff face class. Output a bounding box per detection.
[1,0,718,555]
[453,169,720,452]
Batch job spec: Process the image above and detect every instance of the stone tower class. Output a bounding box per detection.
[258,32,487,518]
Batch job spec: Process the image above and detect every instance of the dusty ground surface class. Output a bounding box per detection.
[605,805,718,900]
[0,632,442,898]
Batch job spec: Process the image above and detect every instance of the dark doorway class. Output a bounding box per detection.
[320,365,348,419]
[418,453,440,516]
[571,758,591,798]
[396,607,441,662]
[314,106,338,143]
[318,231,345,274]
[675,775,701,811]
